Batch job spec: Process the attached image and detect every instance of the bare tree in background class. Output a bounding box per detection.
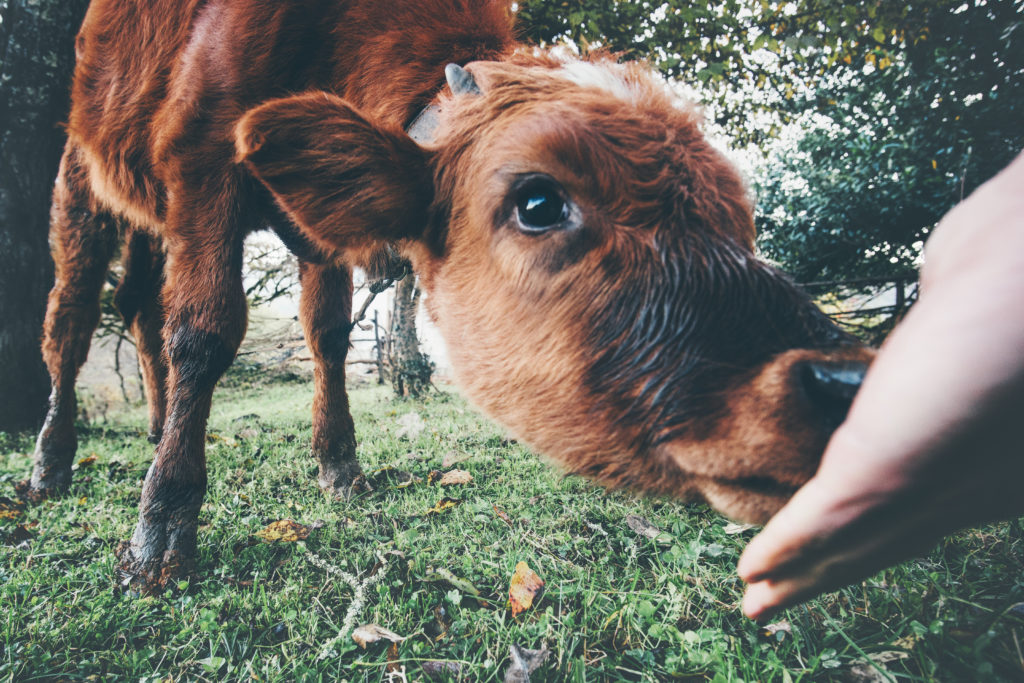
[389,275,433,397]
[0,0,90,432]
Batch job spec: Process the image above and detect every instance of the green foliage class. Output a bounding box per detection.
[755,0,1023,332]
[514,1,975,143]
[516,0,749,83]
[3,381,1024,680]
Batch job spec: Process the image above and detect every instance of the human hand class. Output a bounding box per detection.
[737,151,1024,620]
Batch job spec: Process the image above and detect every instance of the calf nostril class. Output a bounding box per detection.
[799,361,868,425]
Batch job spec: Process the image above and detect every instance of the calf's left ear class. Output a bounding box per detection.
[235,92,433,254]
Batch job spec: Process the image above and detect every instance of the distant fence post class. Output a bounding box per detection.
[373,310,385,385]
[799,275,918,343]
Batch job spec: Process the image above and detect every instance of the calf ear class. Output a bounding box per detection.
[235,92,432,252]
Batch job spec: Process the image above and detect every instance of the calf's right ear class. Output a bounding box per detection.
[235,92,433,253]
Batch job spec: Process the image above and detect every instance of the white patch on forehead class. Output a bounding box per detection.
[558,61,636,102]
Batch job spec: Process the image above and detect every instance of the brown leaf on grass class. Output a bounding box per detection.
[205,432,238,447]
[504,643,550,683]
[439,469,473,486]
[758,620,791,640]
[625,514,671,544]
[351,624,406,649]
[425,497,462,516]
[74,453,98,469]
[891,634,920,651]
[493,505,514,526]
[386,641,402,673]
[509,561,544,616]
[0,496,24,521]
[422,660,463,680]
[254,519,311,543]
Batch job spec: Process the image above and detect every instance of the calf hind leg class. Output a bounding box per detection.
[298,261,367,498]
[21,146,118,501]
[114,230,168,444]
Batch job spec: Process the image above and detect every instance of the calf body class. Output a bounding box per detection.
[27,0,871,588]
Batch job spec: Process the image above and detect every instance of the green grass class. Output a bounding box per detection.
[2,371,1024,681]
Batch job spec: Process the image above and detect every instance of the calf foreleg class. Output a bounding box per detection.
[118,234,246,590]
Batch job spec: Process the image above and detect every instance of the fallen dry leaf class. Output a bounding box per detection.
[396,412,425,440]
[504,643,550,683]
[724,522,757,535]
[424,567,482,597]
[439,469,472,486]
[625,514,670,543]
[0,496,24,521]
[493,505,514,526]
[759,620,791,640]
[422,660,463,680]
[352,624,406,649]
[205,432,238,447]
[254,519,311,543]
[425,497,462,516]
[840,650,909,683]
[891,634,920,651]
[386,641,402,674]
[74,454,99,469]
[509,561,544,616]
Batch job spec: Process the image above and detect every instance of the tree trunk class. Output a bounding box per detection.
[390,275,432,397]
[0,0,89,432]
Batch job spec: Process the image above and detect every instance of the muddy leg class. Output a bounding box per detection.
[114,230,168,444]
[298,260,367,498]
[117,234,246,590]
[21,145,117,501]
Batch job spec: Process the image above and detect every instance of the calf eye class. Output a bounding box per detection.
[514,179,570,233]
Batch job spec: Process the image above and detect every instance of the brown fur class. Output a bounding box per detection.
[27,0,870,588]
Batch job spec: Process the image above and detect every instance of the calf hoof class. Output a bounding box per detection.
[14,469,72,504]
[318,460,372,500]
[116,541,195,594]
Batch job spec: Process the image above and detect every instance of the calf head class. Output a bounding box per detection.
[235,53,873,523]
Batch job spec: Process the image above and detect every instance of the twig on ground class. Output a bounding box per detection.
[307,551,390,660]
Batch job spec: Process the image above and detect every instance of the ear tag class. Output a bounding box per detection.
[406,104,441,144]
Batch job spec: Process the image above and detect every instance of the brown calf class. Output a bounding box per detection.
[24,0,871,589]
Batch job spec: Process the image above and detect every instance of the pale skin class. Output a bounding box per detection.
[738,151,1024,621]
